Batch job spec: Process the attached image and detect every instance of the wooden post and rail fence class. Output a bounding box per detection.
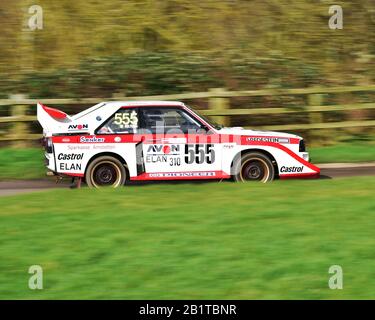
[1,85,375,147]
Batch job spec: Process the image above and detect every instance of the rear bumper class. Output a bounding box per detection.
[45,152,55,172]
[46,170,83,178]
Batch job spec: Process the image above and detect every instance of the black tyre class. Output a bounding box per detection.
[86,156,126,188]
[233,152,275,183]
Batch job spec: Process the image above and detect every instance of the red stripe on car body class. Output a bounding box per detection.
[131,171,230,181]
[244,140,320,173]
[241,136,300,145]
[52,133,319,177]
[63,172,84,177]
[279,172,320,179]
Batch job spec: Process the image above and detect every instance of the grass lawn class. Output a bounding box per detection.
[0,143,374,181]
[0,177,375,299]
[0,148,45,180]
[310,143,375,164]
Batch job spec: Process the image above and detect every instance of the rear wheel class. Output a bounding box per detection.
[233,152,275,183]
[86,156,126,188]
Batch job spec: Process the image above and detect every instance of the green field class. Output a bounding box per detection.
[0,148,45,180]
[0,177,375,299]
[310,143,375,164]
[0,143,374,181]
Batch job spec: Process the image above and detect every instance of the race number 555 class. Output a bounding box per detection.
[114,111,138,128]
[185,144,215,164]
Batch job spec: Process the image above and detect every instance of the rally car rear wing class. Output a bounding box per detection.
[37,102,72,135]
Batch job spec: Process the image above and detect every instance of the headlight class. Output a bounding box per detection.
[302,153,309,161]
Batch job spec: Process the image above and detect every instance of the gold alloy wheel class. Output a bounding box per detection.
[239,157,270,183]
[90,161,123,188]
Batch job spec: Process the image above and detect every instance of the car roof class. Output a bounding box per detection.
[103,101,185,108]
[73,101,186,120]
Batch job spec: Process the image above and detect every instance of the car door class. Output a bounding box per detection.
[139,107,222,177]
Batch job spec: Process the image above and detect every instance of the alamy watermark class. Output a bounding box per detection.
[329,5,343,30]
[328,265,343,290]
[25,4,341,32]
[28,265,43,290]
[27,5,43,31]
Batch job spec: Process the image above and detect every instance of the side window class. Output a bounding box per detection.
[97,108,139,134]
[140,108,203,134]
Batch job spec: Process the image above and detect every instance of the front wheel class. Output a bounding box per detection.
[86,156,127,188]
[233,152,275,183]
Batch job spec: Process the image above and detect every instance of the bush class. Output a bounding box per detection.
[8,52,322,99]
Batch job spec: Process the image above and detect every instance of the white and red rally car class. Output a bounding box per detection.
[37,101,320,188]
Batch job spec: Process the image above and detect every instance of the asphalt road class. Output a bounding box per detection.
[0,163,374,197]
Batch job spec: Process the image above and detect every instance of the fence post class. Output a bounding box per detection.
[307,92,324,145]
[9,94,29,148]
[342,91,365,137]
[208,88,230,127]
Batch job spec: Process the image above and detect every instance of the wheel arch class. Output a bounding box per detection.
[230,148,279,177]
[85,152,129,178]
